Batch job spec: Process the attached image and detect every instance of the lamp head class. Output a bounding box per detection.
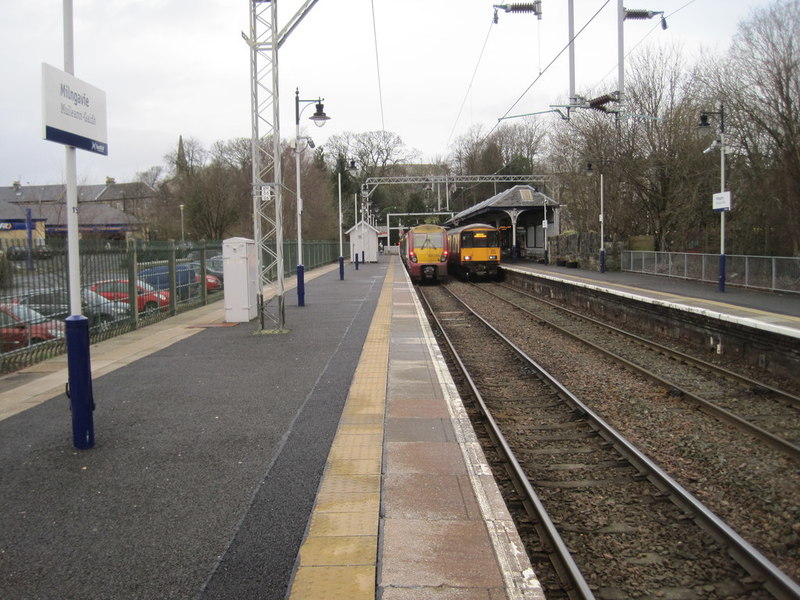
[310,102,330,127]
[698,113,711,128]
[347,159,358,174]
[586,162,595,175]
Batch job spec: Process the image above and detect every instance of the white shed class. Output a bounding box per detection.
[346,220,380,263]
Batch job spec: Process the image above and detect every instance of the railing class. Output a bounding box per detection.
[622,251,800,294]
[0,238,340,374]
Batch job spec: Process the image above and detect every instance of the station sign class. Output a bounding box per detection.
[712,191,731,212]
[42,63,107,155]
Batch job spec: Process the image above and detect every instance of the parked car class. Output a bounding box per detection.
[187,261,223,292]
[200,273,222,292]
[205,255,225,283]
[14,288,130,328]
[89,280,170,314]
[0,303,64,352]
[33,245,53,259]
[139,264,198,300]
[3,245,53,261]
[5,246,30,261]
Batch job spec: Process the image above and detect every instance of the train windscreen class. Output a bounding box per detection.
[413,232,444,250]
[462,230,499,248]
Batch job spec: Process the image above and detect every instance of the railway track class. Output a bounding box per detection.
[479,281,800,459]
[417,281,800,600]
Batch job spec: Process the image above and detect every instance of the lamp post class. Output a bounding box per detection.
[294,88,329,307]
[699,101,728,292]
[337,159,358,281]
[179,204,185,242]
[586,162,607,273]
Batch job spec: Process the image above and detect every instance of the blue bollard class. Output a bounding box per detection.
[361,250,365,264]
[338,256,345,280]
[65,315,94,450]
[355,254,359,270]
[297,264,305,306]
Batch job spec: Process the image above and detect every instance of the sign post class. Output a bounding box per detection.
[42,0,107,450]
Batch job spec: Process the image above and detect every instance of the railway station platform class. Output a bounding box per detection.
[0,256,542,600]
[505,261,800,339]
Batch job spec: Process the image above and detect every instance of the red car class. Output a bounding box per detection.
[0,303,65,352]
[90,280,170,314]
[199,273,222,292]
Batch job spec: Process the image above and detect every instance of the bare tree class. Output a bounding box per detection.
[700,0,800,255]
[624,45,714,251]
[183,163,245,241]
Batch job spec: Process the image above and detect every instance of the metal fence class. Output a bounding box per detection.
[0,238,339,374]
[621,251,800,294]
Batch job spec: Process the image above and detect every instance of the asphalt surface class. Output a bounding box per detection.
[512,261,800,317]
[0,262,388,600]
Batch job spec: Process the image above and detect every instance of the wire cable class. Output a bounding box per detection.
[445,18,496,149]
[484,0,611,145]
[370,0,386,131]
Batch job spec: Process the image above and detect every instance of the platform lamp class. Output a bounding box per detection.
[337,159,358,280]
[699,101,728,292]
[294,88,330,307]
[586,162,606,273]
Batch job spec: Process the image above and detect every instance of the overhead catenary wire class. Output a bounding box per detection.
[491,0,612,136]
[370,0,386,131]
[445,19,496,150]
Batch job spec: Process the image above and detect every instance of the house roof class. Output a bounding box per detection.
[0,182,156,204]
[448,185,557,225]
[19,202,141,226]
[0,199,31,220]
[345,220,380,235]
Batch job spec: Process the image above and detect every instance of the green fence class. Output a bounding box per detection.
[0,238,339,374]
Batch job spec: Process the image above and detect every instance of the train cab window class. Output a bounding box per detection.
[463,231,499,248]
[413,233,444,250]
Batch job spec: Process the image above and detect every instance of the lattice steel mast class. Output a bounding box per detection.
[243,0,319,332]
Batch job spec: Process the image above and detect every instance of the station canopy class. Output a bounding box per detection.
[447,185,557,226]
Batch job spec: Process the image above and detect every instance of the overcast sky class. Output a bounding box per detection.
[1,0,768,187]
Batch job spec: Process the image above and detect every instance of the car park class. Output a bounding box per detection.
[0,303,64,352]
[14,288,130,328]
[89,280,170,314]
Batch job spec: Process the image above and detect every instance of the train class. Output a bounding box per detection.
[398,224,449,283]
[446,223,502,281]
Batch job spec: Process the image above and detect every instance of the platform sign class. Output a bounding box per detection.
[42,63,107,155]
[712,191,731,212]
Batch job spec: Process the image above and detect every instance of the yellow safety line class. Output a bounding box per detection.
[287,258,394,600]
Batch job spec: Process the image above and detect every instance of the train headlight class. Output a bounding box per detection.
[464,255,472,261]
[489,255,497,260]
